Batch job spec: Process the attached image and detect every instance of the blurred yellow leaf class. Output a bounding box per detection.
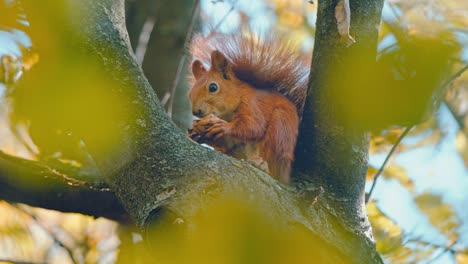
[400,132,441,152]
[456,252,468,264]
[382,164,414,190]
[21,47,40,71]
[414,193,460,239]
[271,0,288,9]
[370,127,405,154]
[367,202,436,263]
[367,202,404,254]
[456,131,468,167]
[366,165,379,182]
[278,9,304,28]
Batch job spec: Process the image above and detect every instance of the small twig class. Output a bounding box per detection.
[160,91,171,106]
[135,16,156,66]
[377,42,397,56]
[383,5,409,44]
[426,239,458,264]
[166,0,200,118]
[366,126,412,203]
[388,3,402,22]
[442,64,468,135]
[166,52,188,118]
[13,205,79,264]
[372,209,464,259]
[406,237,462,254]
[444,100,466,134]
[211,0,238,33]
[166,0,236,114]
[10,123,39,158]
[441,64,468,90]
[366,65,467,203]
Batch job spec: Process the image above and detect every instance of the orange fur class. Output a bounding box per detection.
[188,31,309,183]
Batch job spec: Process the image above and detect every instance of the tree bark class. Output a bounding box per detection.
[293,0,384,238]
[0,151,128,222]
[0,0,384,262]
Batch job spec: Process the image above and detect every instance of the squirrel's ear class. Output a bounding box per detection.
[192,60,206,80]
[211,50,233,80]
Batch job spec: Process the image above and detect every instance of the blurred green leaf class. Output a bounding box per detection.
[330,24,461,131]
[121,198,353,264]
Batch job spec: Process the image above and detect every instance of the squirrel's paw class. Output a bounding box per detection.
[205,122,232,140]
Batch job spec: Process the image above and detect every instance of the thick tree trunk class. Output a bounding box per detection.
[294,0,384,240]
[0,0,384,262]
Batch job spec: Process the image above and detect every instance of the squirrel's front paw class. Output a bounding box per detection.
[205,122,232,140]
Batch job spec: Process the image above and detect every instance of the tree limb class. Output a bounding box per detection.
[0,151,129,222]
[366,126,412,203]
[14,204,78,264]
[293,0,384,237]
[443,64,468,135]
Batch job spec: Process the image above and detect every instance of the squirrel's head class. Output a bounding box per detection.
[189,50,243,121]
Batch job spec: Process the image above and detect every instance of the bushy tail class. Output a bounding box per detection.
[189,30,311,115]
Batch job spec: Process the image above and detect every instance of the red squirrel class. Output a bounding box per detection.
[188,32,310,183]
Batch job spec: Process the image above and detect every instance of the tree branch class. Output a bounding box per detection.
[293,0,384,236]
[211,0,238,32]
[406,237,461,254]
[0,151,129,222]
[14,204,78,264]
[444,100,466,134]
[366,126,412,203]
[443,64,468,135]
[441,64,468,90]
[134,16,156,66]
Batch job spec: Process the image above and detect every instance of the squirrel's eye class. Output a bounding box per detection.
[208,83,218,93]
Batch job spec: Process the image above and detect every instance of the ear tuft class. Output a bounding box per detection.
[192,60,206,80]
[210,50,232,80]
